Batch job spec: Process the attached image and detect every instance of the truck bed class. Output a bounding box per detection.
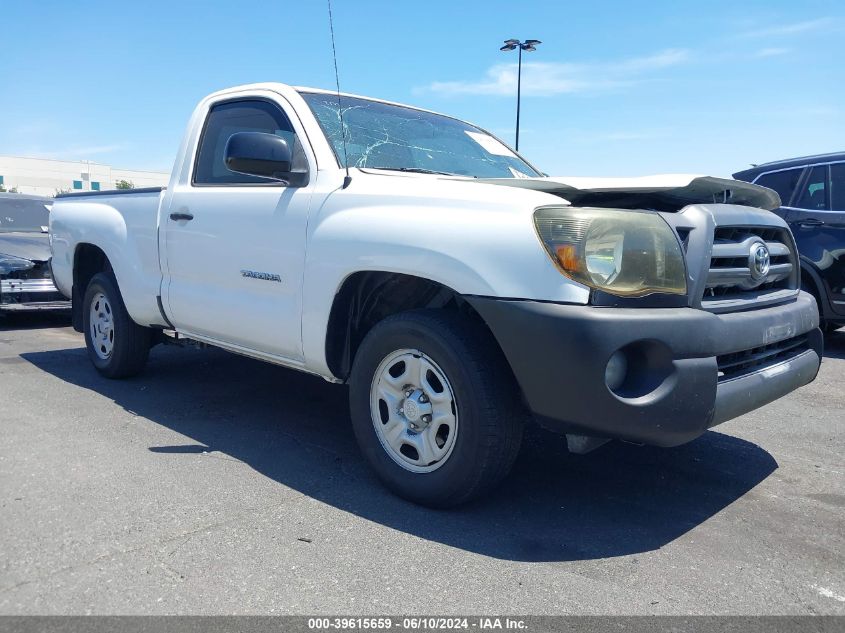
[55,187,165,199]
[50,186,167,329]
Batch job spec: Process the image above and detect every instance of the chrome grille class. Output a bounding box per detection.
[701,225,798,313]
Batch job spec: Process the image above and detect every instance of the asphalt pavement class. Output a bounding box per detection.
[1,314,843,614]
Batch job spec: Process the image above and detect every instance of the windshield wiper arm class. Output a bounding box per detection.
[368,167,464,177]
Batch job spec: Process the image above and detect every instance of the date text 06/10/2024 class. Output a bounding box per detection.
[307,617,528,630]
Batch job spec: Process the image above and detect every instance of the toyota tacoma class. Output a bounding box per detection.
[49,83,822,506]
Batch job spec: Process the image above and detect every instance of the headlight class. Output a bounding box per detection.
[0,254,35,275]
[534,207,687,297]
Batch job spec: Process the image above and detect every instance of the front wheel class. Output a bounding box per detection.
[349,310,525,507]
[82,272,151,378]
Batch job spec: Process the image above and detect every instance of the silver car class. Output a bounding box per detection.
[0,193,70,312]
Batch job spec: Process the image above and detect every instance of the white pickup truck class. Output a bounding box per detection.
[50,83,822,507]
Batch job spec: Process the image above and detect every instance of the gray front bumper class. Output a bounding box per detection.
[712,348,820,425]
[468,292,822,447]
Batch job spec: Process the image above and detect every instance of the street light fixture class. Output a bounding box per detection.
[499,38,541,151]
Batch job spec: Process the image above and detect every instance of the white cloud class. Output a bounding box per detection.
[58,144,125,157]
[754,47,790,58]
[420,49,690,97]
[613,49,691,72]
[740,17,835,38]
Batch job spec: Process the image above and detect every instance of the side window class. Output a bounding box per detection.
[754,168,803,206]
[830,163,845,211]
[193,100,300,185]
[794,165,829,211]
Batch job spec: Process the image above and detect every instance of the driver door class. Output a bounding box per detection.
[162,97,313,360]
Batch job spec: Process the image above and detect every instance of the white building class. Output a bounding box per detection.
[0,155,169,197]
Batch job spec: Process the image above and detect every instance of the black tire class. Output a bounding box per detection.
[824,322,842,336]
[349,309,525,508]
[82,272,151,378]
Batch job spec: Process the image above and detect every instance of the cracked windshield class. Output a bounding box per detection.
[299,92,541,179]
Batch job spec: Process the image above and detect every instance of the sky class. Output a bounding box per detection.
[1,0,842,177]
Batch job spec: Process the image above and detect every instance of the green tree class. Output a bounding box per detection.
[115,179,134,190]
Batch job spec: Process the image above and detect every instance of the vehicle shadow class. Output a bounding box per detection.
[0,312,72,331]
[823,329,845,360]
[22,344,778,563]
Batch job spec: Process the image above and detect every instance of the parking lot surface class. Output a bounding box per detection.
[1,315,843,615]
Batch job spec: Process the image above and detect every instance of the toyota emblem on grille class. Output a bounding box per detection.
[749,241,771,280]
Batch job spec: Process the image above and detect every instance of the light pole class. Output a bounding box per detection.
[499,38,541,151]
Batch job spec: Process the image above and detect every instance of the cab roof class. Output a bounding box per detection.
[734,151,845,181]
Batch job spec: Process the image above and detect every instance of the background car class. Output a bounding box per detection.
[734,152,845,333]
[0,193,71,313]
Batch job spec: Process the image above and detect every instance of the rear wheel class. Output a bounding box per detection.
[349,310,525,507]
[82,272,150,378]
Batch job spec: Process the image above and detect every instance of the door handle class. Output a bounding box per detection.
[795,218,824,227]
[169,211,194,221]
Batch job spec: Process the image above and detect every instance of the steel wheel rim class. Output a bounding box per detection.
[370,348,459,473]
[89,292,114,360]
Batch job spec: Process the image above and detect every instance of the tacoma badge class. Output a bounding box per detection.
[240,270,282,283]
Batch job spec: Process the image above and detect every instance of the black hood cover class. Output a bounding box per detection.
[0,232,51,262]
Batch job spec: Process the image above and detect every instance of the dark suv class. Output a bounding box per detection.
[734,152,845,332]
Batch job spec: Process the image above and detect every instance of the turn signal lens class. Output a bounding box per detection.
[555,244,581,273]
[534,207,687,297]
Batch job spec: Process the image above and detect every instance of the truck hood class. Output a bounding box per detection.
[472,174,781,212]
[0,232,51,262]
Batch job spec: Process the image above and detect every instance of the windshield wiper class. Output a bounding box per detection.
[367,167,467,177]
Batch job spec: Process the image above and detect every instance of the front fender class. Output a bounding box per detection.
[299,177,591,376]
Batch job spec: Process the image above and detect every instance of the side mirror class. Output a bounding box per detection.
[224,132,296,182]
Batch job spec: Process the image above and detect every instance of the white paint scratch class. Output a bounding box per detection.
[810,584,845,603]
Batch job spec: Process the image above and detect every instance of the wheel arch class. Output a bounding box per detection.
[799,257,836,322]
[71,243,112,332]
[323,271,498,381]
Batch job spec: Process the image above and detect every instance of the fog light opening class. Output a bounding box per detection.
[605,350,628,392]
